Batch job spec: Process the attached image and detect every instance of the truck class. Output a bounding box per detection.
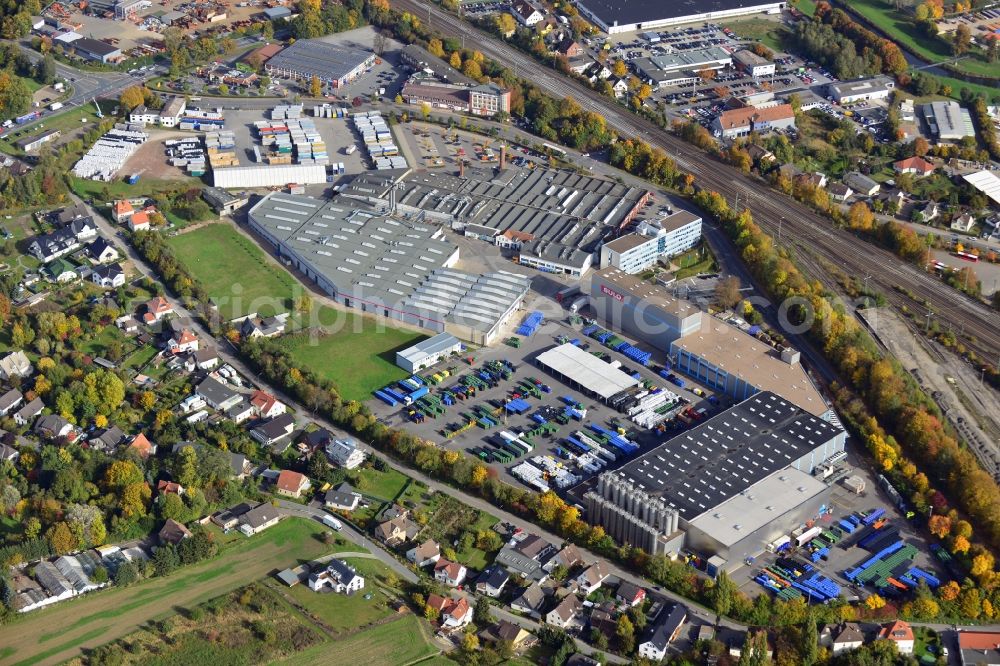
[555,285,580,303]
[322,515,343,531]
[49,102,64,112]
[568,296,589,314]
[345,144,357,155]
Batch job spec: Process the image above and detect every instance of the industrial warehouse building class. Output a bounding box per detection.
[920,100,975,143]
[265,40,375,88]
[575,0,786,34]
[826,76,894,104]
[535,343,641,402]
[669,312,829,417]
[400,81,512,117]
[212,163,329,188]
[633,48,733,88]
[396,333,462,373]
[247,193,530,343]
[339,165,652,278]
[589,268,702,351]
[599,210,703,273]
[585,391,844,567]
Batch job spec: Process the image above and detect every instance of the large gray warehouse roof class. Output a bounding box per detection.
[402,269,531,334]
[248,193,457,308]
[536,343,640,399]
[578,0,781,27]
[613,391,842,520]
[266,39,372,81]
[397,332,461,365]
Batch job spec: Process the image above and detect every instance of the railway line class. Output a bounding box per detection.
[395,0,1000,363]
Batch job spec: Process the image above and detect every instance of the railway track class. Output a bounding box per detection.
[395,0,1000,363]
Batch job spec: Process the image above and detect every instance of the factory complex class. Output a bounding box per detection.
[584,391,844,569]
[264,40,376,89]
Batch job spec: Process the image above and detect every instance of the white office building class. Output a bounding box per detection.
[599,210,702,274]
[325,438,366,470]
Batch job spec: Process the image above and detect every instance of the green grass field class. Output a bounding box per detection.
[276,307,426,402]
[721,18,788,52]
[352,467,411,502]
[842,0,1000,80]
[168,224,299,320]
[0,104,107,157]
[69,175,203,204]
[277,614,439,666]
[285,559,395,634]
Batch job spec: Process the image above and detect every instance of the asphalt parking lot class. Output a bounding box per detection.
[367,292,730,494]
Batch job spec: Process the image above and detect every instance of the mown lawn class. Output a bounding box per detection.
[276,307,426,402]
[721,18,788,52]
[69,174,203,205]
[168,223,299,320]
[352,467,411,502]
[284,559,395,634]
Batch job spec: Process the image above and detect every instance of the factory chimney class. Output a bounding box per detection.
[458,159,465,178]
[499,143,507,170]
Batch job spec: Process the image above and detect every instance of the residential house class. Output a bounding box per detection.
[610,77,629,97]
[128,211,151,232]
[251,413,296,446]
[803,172,828,189]
[46,258,78,284]
[510,583,547,619]
[916,202,939,223]
[555,39,582,58]
[88,425,125,451]
[511,0,543,26]
[128,433,156,458]
[476,564,510,598]
[195,376,242,411]
[545,595,582,628]
[240,314,287,339]
[0,389,23,416]
[185,347,219,372]
[545,543,583,573]
[14,397,43,426]
[407,539,441,567]
[143,296,173,324]
[250,390,286,419]
[638,603,688,662]
[112,199,134,222]
[746,144,775,165]
[86,238,119,264]
[240,502,283,535]
[574,561,610,595]
[226,399,255,425]
[274,469,311,498]
[212,502,254,529]
[0,351,32,380]
[29,228,80,263]
[227,451,252,479]
[323,482,361,511]
[116,315,141,334]
[843,172,880,197]
[480,620,534,650]
[434,559,468,587]
[158,518,192,546]
[495,534,557,583]
[615,581,646,608]
[830,622,865,655]
[951,212,976,232]
[308,558,365,594]
[325,437,366,469]
[0,441,18,463]
[712,104,796,139]
[34,414,74,441]
[92,264,125,289]
[893,156,935,176]
[375,515,418,546]
[879,620,914,655]
[957,630,1000,665]
[827,182,854,203]
[427,593,472,628]
[156,480,184,495]
[168,328,199,354]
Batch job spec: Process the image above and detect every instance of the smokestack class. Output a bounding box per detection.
[500,143,506,170]
[459,159,464,178]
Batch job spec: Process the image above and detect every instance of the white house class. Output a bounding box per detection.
[325,438,366,470]
[407,539,441,567]
[250,390,286,419]
[831,623,865,655]
[511,0,544,26]
[545,595,582,628]
[92,264,126,289]
[308,558,365,594]
[433,559,467,587]
[0,351,32,380]
[574,561,610,595]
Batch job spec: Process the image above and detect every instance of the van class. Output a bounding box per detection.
[322,515,343,531]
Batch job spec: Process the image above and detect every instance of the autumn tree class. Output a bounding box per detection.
[954,23,972,56]
[494,13,516,37]
[48,521,77,555]
[611,59,628,78]
[309,75,322,98]
[847,201,874,232]
[449,52,462,69]
[119,86,146,112]
[428,38,445,57]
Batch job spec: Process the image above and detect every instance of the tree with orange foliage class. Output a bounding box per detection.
[952,535,971,555]
[928,514,952,538]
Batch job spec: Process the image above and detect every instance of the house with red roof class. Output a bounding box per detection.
[893,156,935,176]
[879,620,914,655]
[144,296,173,324]
[129,210,151,232]
[434,558,468,587]
[157,480,184,495]
[426,593,472,628]
[275,470,311,498]
[168,328,199,354]
[958,630,1000,664]
[112,199,134,223]
[129,433,156,458]
[250,390,286,419]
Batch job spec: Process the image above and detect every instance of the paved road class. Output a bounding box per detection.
[275,498,419,584]
[14,42,137,111]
